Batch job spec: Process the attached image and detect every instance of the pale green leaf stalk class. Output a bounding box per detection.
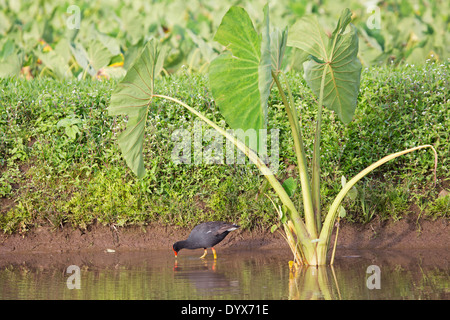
[288,8,362,236]
[311,66,327,233]
[316,144,437,265]
[272,71,317,240]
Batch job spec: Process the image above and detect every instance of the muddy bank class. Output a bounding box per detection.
[0,216,448,255]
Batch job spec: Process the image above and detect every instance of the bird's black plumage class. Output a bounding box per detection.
[172,221,239,257]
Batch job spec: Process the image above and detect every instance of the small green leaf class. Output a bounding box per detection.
[67,126,80,140]
[57,116,82,140]
[270,224,278,233]
[57,116,81,128]
[341,175,358,201]
[280,206,288,224]
[341,175,347,188]
[339,205,347,218]
[282,177,297,198]
[347,186,358,201]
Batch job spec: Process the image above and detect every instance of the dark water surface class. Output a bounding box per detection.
[0,248,448,300]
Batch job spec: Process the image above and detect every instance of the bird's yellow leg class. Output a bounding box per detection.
[212,247,217,260]
[199,249,207,259]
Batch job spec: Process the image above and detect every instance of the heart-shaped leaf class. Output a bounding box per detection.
[209,5,272,152]
[71,41,114,77]
[108,39,167,178]
[287,8,362,124]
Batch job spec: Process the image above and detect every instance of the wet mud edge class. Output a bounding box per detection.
[0,216,448,254]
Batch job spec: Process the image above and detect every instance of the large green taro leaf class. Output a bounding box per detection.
[287,9,361,124]
[209,5,272,152]
[108,39,167,178]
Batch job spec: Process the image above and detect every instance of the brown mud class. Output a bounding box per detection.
[0,216,448,255]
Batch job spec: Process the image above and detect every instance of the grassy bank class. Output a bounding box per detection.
[1,61,449,233]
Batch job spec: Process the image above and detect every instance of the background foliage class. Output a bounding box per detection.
[0,0,448,79]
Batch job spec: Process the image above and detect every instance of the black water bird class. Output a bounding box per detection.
[172,221,239,259]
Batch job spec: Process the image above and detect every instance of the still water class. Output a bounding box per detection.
[0,248,448,300]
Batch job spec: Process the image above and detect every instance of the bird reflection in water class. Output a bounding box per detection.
[173,257,239,295]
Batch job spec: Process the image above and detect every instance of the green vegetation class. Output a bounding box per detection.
[0,0,448,249]
[106,5,441,265]
[1,59,448,234]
